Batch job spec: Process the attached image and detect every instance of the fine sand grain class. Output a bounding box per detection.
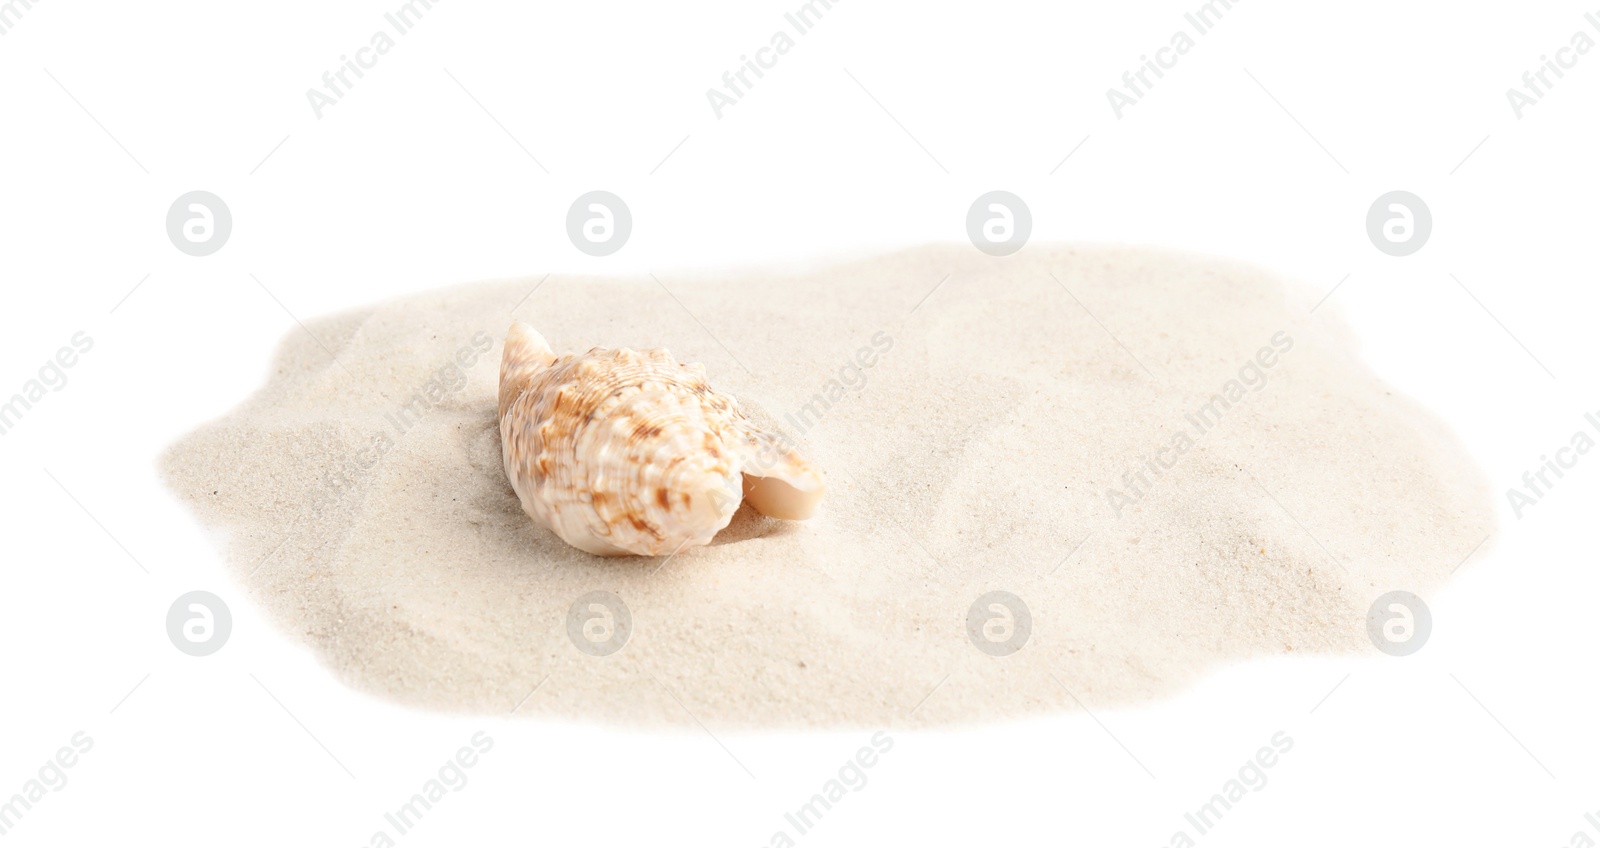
[161,244,1495,727]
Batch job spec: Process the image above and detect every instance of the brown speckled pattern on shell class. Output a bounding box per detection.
[498,322,824,556]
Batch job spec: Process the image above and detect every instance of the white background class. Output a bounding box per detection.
[2,0,1598,844]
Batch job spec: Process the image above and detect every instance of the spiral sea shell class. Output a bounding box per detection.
[497,321,826,556]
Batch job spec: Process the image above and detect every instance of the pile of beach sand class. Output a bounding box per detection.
[161,244,1494,727]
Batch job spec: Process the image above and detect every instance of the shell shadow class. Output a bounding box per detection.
[710,500,797,546]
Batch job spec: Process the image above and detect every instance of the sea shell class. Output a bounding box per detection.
[497,321,826,556]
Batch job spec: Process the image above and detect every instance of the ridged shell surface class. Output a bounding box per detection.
[498,321,825,556]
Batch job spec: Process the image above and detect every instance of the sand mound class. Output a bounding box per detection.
[161,244,1494,727]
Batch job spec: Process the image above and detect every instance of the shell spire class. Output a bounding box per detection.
[499,321,556,420]
[497,321,825,557]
